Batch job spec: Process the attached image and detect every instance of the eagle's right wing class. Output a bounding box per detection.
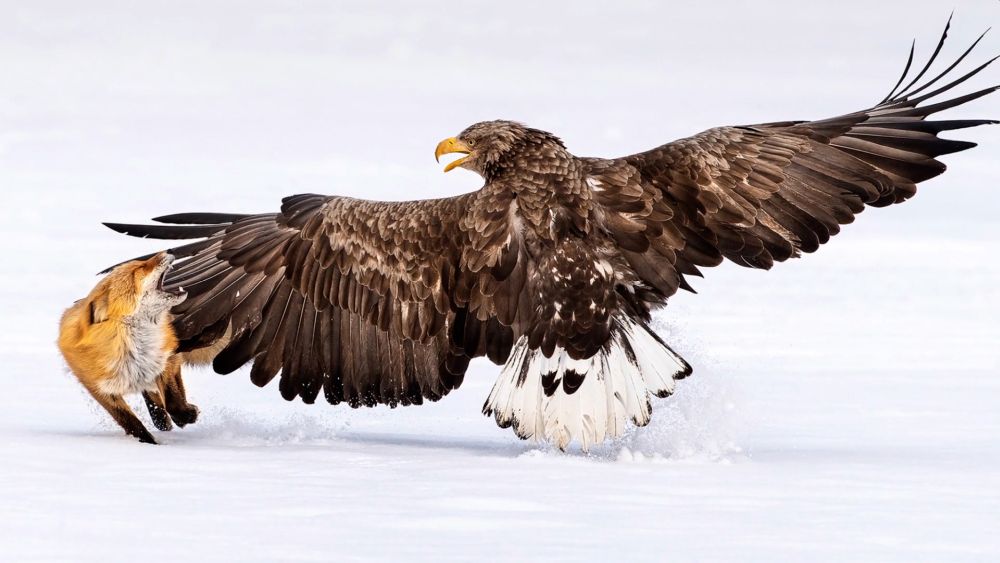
[588,20,997,305]
[105,189,529,408]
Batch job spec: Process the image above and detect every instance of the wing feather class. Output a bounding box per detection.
[105,190,525,407]
[589,27,997,303]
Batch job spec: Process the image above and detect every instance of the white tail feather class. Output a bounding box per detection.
[483,316,692,451]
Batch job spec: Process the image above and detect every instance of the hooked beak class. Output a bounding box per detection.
[434,137,472,173]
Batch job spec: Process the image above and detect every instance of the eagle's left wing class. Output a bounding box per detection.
[104,190,528,408]
[588,22,997,304]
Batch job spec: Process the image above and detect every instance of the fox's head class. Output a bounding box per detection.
[87,252,187,325]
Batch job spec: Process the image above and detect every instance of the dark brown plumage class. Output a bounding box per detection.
[105,20,997,449]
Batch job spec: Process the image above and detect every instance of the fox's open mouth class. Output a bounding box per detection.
[157,261,186,297]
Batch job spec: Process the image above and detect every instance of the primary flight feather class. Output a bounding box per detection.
[106,20,997,450]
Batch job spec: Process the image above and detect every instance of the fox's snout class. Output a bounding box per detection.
[146,252,175,269]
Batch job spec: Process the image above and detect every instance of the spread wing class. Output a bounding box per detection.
[105,190,528,407]
[588,21,998,302]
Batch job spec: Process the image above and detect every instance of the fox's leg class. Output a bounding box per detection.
[161,357,199,427]
[86,388,157,444]
[143,389,173,432]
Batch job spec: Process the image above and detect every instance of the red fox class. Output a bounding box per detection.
[58,253,199,444]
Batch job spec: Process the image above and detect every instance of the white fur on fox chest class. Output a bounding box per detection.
[98,315,170,396]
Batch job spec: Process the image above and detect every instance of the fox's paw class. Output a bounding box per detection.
[169,403,200,428]
[150,414,173,432]
[143,394,174,432]
[131,428,158,444]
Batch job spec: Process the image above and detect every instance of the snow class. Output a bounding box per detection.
[1,1,998,561]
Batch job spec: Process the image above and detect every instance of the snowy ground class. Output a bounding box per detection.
[2,2,999,561]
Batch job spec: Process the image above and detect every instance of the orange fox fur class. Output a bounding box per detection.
[58,253,198,444]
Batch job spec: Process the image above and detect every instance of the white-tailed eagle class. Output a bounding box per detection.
[106,21,997,450]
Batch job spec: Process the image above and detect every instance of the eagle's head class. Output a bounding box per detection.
[435,120,565,179]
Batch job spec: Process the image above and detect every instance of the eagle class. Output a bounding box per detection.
[106,22,997,450]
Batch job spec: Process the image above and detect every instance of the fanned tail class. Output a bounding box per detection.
[483,315,691,451]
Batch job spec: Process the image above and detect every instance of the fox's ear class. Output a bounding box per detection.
[89,292,109,324]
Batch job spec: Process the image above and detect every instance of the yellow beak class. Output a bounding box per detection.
[434,137,472,173]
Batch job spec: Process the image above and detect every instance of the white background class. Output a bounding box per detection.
[1,1,998,561]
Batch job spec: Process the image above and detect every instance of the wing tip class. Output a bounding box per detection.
[103,222,141,237]
[152,212,248,225]
[880,15,998,108]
